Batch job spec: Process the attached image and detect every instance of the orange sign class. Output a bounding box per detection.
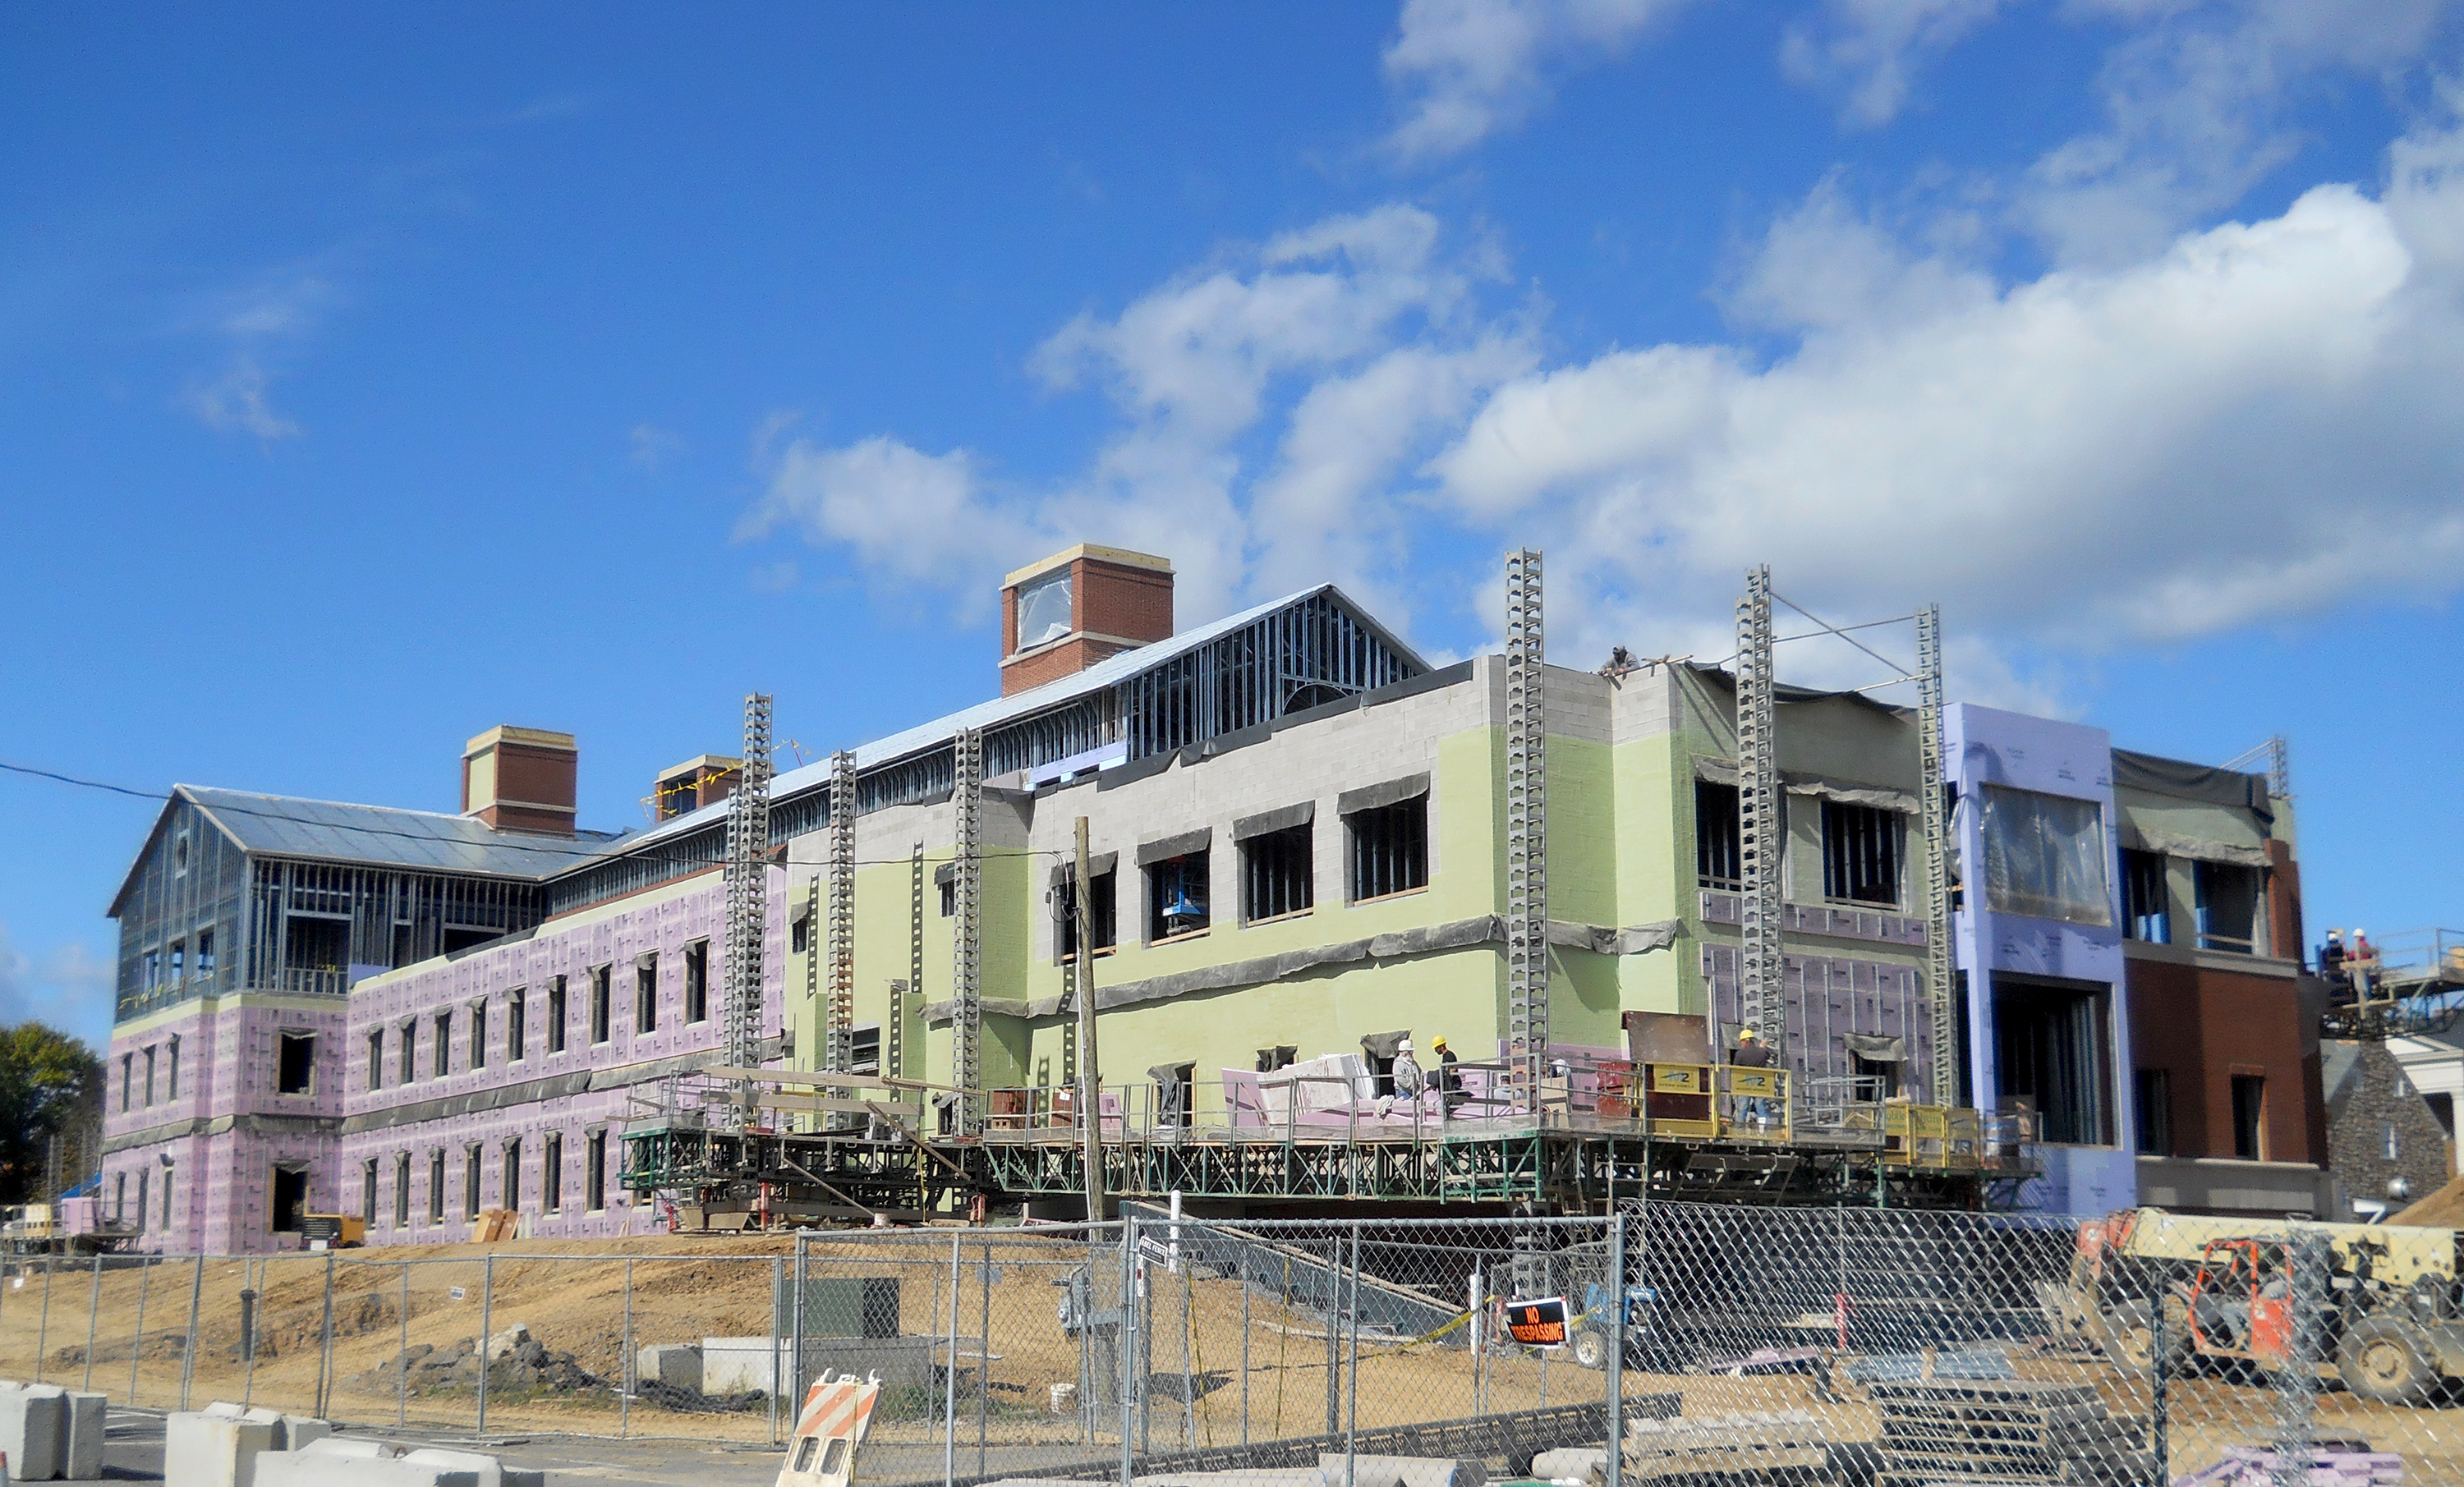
[1505,1296,1569,1347]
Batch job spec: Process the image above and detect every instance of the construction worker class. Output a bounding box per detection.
[1430,1035,1465,1113]
[1731,1027,1774,1127]
[1392,1038,1425,1099]
[2319,928,2347,987]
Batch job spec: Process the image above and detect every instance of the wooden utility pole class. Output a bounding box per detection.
[1074,816,1106,1223]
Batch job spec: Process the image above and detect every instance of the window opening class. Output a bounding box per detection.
[852,1025,882,1076]
[1014,568,1073,649]
[428,1150,445,1223]
[1695,779,1740,889]
[195,929,214,981]
[685,942,709,1023]
[113,1172,125,1220]
[543,1131,563,1214]
[2230,1074,2266,1160]
[2134,1068,2173,1155]
[464,1146,481,1220]
[1990,977,2114,1145]
[398,1024,416,1085]
[1820,801,1902,907]
[1349,798,1428,902]
[159,1163,172,1230]
[433,1013,452,1078]
[1147,852,1211,941]
[590,966,612,1044]
[1979,786,2112,926]
[507,989,526,1062]
[548,977,568,1054]
[585,1130,607,1212]
[394,1154,411,1228]
[119,1053,132,1113]
[144,1046,156,1106]
[2195,861,2261,954]
[2429,1092,2456,1139]
[2385,1122,2401,1161]
[939,878,957,917]
[637,957,658,1035]
[2121,850,2170,943]
[367,1031,384,1092]
[275,1032,315,1095]
[1058,871,1118,959]
[791,913,811,955]
[1243,824,1313,923]
[270,1167,309,1233]
[168,940,184,985]
[503,1139,522,1214]
[168,1035,179,1099]
[136,1170,148,1230]
[361,1159,379,1228]
[469,1003,486,1070]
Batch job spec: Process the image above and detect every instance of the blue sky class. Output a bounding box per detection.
[4,2,2461,1044]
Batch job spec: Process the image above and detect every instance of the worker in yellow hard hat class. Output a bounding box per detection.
[1428,1035,1464,1115]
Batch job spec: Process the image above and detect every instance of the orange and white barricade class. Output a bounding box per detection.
[775,1370,881,1487]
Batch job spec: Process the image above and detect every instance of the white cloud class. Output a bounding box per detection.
[1781,0,2010,127]
[1381,0,1690,162]
[0,923,113,1044]
[177,357,301,441]
[630,423,684,472]
[745,207,1527,630]
[2021,0,2453,265]
[1431,150,2464,681]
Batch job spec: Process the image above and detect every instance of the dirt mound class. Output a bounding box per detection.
[2393,1173,2464,1227]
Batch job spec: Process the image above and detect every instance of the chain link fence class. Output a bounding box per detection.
[0,1203,2452,1483]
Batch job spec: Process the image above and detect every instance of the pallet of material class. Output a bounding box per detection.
[1623,1411,1830,1481]
[1869,1379,2149,1486]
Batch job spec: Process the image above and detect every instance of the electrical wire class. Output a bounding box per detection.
[0,760,1077,870]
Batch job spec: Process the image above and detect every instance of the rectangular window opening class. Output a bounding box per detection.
[548,976,568,1054]
[684,943,709,1024]
[543,1131,563,1214]
[2231,1074,2267,1160]
[361,1159,379,1228]
[464,1146,481,1221]
[1979,786,2112,927]
[433,1013,452,1079]
[398,1023,416,1085]
[367,1031,384,1092]
[636,957,658,1035]
[2195,861,2262,955]
[275,1032,315,1095]
[143,1046,156,1107]
[507,989,526,1062]
[1348,798,1429,902]
[469,1003,486,1071]
[2133,1068,2173,1155]
[590,966,612,1044]
[2122,849,2170,943]
[428,1150,445,1224]
[167,1035,179,1099]
[1820,801,1903,908]
[195,929,214,981]
[394,1154,411,1228]
[1695,778,1740,890]
[791,914,811,955]
[586,1130,607,1213]
[270,1166,309,1233]
[1243,824,1313,924]
[119,1053,131,1113]
[1058,871,1119,960]
[1147,852,1211,941]
[1991,976,2116,1146]
[502,1139,522,1214]
[852,1025,882,1076]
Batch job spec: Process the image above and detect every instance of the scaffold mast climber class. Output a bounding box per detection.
[823,750,857,1110]
[1916,604,1957,1104]
[1735,567,1785,1050]
[952,726,986,1135]
[721,691,775,1128]
[1504,548,1549,1105]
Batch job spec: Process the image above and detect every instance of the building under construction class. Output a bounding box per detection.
[97,545,2331,1251]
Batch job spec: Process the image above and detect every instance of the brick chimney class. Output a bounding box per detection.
[1000,545,1174,697]
[462,727,578,836]
[653,755,743,820]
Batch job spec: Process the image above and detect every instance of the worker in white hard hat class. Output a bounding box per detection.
[1392,1038,1425,1099]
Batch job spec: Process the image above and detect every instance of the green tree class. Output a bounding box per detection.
[0,1024,100,1204]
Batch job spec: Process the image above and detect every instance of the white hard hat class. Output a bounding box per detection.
[1396,1038,1414,1053]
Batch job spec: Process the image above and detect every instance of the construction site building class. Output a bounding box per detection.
[97,548,2331,1251]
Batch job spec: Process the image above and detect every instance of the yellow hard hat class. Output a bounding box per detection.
[1430,1035,1448,1051]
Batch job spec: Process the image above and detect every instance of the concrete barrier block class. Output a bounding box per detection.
[277,1418,329,1453]
[1320,1457,1484,1487]
[254,1455,479,1487]
[62,1393,104,1480]
[1527,1448,1606,1486]
[201,1402,247,1420]
[163,1411,279,1487]
[635,1343,701,1393]
[0,1384,67,1481]
[297,1439,387,1460]
[397,1447,543,1487]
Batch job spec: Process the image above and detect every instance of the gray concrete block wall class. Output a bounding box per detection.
[0,1384,66,1481]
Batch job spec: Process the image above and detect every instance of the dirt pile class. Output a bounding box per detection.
[356,1324,603,1398]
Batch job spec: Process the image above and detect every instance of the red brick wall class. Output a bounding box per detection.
[2266,838,2304,962]
[2126,957,2324,1164]
[1077,558,1173,645]
[1000,636,1138,696]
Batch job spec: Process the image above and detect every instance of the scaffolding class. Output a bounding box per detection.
[1735,566,1785,1049]
[720,693,774,1123]
[1504,549,1549,1104]
[952,727,986,1134]
[1916,604,1956,1105]
[823,750,857,1090]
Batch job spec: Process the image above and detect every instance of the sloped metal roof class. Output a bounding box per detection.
[595,582,1426,863]
[177,786,623,879]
